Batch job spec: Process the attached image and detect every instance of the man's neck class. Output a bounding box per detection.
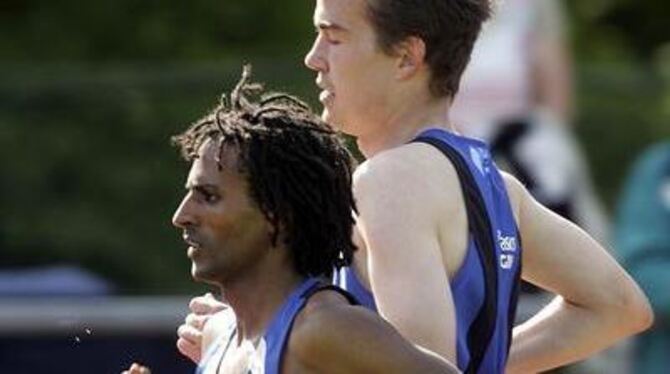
[219,263,304,344]
[356,95,456,158]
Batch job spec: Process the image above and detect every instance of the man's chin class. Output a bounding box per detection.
[321,110,352,135]
[191,264,217,285]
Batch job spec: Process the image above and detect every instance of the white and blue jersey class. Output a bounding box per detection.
[196,277,356,374]
[335,128,522,374]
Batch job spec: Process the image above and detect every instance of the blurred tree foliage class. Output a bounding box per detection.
[0,61,315,294]
[0,0,314,60]
[564,0,670,207]
[0,0,668,293]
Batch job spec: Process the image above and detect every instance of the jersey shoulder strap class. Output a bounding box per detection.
[412,135,499,374]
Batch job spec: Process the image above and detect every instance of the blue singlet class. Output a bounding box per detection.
[334,128,522,373]
[196,278,354,374]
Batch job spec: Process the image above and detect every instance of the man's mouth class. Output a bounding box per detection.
[184,234,203,259]
[316,76,334,104]
[182,233,202,249]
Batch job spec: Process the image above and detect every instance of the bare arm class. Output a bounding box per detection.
[352,149,457,362]
[504,174,653,373]
[289,304,460,373]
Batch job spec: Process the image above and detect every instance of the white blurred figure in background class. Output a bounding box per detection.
[451,0,608,245]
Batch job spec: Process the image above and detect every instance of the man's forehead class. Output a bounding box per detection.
[184,141,235,187]
[197,138,240,166]
[314,0,366,29]
[185,159,219,188]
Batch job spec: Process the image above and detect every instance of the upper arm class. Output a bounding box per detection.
[504,174,651,321]
[289,306,459,373]
[353,148,457,361]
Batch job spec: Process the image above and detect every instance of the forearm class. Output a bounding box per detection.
[507,296,646,373]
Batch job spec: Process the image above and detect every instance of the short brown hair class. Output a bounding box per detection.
[365,0,491,98]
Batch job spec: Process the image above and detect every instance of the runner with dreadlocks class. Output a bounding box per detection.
[123,66,458,374]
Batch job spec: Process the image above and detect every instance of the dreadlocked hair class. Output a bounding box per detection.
[172,65,357,278]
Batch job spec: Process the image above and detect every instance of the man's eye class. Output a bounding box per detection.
[195,188,219,203]
[325,33,341,45]
[203,192,219,203]
[316,29,341,45]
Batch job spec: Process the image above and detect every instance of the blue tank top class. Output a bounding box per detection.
[196,278,356,374]
[334,128,522,374]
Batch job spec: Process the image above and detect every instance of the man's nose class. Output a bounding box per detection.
[172,195,195,229]
[304,36,327,72]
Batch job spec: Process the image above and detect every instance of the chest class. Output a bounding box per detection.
[211,332,324,374]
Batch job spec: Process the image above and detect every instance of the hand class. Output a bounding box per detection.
[121,362,151,374]
[177,293,228,363]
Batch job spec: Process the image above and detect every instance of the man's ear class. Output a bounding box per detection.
[395,36,426,80]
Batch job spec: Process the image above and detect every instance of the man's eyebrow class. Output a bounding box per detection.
[315,21,348,33]
[184,182,218,191]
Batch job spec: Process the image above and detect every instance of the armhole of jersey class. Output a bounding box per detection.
[506,234,522,355]
[302,282,360,306]
[270,280,359,374]
[412,136,498,374]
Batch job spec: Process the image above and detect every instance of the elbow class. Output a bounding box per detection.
[584,276,655,338]
[613,282,654,336]
[629,292,654,334]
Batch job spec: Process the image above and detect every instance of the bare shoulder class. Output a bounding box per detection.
[288,291,376,357]
[353,143,469,277]
[353,143,461,212]
[285,291,375,371]
[355,143,458,185]
[499,171,526,223]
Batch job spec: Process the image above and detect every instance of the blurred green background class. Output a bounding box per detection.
[1,0,668,294]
